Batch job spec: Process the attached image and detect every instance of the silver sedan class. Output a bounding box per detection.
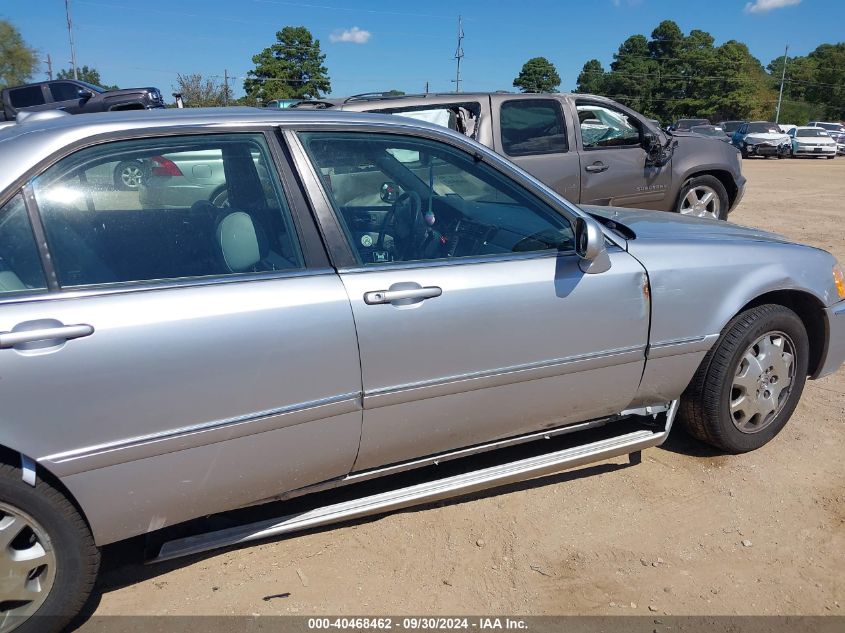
[0,108,844,632]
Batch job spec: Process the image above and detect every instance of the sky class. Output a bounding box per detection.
[2,0,842,100]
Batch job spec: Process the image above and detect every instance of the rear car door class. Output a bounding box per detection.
[0,131,362,545]
[573,99,672,209]
[492,97,581,203]
[293,129,649,471]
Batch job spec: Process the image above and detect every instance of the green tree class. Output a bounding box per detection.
[575,59,606,94]
[0,20,37,89]
[174,73,232,107]
[57,65,118,90]
[603,34,659,117]
[244,26,330,102]
[512,57,561,93]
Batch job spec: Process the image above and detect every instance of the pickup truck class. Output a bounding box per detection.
[1,79,165,121]
[295,92,746,221]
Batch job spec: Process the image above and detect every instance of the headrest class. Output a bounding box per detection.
[216,211,260,273]
[0,270,26,292]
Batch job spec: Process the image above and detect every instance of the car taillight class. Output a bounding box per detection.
[150,156,182,177]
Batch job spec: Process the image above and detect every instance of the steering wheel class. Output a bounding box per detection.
[376,190,422,257]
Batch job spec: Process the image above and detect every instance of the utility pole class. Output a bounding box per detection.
[452,15,464,93]
[44,54,53,80]
[775,44,789,124]
[65,0,78,80]
[223,69,229,106]
[425,81,429,94]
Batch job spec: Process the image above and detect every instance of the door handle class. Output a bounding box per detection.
[585,162,608,173]
[0,324,94,349]
[364,286,442,305]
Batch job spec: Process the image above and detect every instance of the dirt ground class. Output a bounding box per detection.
[81,158,845,623]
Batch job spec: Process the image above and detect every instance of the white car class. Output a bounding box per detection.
[788,126,837,159]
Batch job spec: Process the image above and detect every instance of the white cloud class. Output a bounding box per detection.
[744,0,801,14]
[329,27,371,44]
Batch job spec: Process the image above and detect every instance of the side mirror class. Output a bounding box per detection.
[380,182,399,204]
[575,216,611,274]
[643,132,660,150]
[78,88,94,101]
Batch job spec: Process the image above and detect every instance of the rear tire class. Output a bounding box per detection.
[0,464,99,633]
[679,304,809,453]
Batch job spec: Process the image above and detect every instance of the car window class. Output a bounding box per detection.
[9,86,46,108]
[499,99,568,156]
[0,194,47,296]
[49,82,81,102]
[576,102,641,149]
[375,103,483,140]
[299,132,574,266]
[31,134,303,288]
[796,129,828,138]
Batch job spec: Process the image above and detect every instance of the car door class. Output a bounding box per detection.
[293,129,650,471]
[47,81,87,114]
[492,97,581,203]
[0,131,363,545]
[573,99,673,210]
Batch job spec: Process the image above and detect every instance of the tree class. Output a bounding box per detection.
[576,59,606,94]
[513,57,561,93]
[244,26,330,102]
[174,73,232,107]
[0,20,37,89]
[57,65,118,90]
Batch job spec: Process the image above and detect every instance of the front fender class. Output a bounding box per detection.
[627,239,837,405]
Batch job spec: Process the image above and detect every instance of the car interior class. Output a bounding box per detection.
[29,139,302,288]
[301,134,574,265]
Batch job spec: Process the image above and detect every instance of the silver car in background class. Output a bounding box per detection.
[1,108,844,632]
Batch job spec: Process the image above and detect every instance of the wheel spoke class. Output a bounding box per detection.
[699,191,715,206]
[0,515,23,550]
[684,190,699,207]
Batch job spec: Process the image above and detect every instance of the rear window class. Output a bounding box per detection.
[9,86,45,108]
[500,99,568,157]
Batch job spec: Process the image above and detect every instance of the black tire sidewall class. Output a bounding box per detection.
[0,468,97,633]
[677,175,729,220]
[709,307,809,453]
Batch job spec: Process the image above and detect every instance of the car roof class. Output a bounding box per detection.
[0,107,479,196]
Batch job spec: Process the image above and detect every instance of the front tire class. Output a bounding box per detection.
[113,160,144,191]
[679,304,809,453]
[0,464,99,633]
[676,175,729,220]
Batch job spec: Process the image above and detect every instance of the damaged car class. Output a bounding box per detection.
[732,121,791,159]
[1,108,844,632]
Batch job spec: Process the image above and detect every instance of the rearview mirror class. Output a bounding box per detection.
[380,182,398,204]
[575,216,611,274]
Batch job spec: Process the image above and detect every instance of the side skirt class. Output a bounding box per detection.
[152,401,678,563]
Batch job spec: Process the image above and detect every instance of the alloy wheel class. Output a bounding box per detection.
[0,503,57,632]
[679,185,721,219]
[120,164,143,190]
[730,331,796,434]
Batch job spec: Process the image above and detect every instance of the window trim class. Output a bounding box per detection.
[499,98,569,158]
[12,127,332,298]
[292,129,577,270]
[575,99,644,152]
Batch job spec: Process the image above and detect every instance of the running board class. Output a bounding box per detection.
[153,402,677,563]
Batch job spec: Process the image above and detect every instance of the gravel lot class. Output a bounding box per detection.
[80,158,845,624]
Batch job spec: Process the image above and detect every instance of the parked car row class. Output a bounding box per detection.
[1,106,844,633]
[670,115,845,159]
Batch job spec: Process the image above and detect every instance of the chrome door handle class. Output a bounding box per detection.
[585,162,608,173]
[364,286,442,305]
[0,324,94,349]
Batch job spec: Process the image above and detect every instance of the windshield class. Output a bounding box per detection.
[816,123,844,132]
[796,129,829,137]
[76,80,107,93]
[691,126,721,137]
[747,122,780,134]
[722,121,742,132]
